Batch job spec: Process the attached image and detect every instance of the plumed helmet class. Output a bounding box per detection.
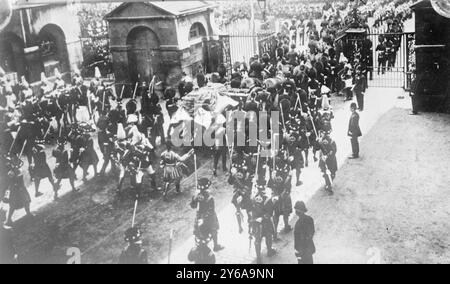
[197,178,212,191]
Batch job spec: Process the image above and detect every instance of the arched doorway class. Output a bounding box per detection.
[0,32,26,81]
[127,26,160,83]
[38,24,70,78]
[188,22,207,42]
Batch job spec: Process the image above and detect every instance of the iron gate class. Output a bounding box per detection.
[367,32,415,89]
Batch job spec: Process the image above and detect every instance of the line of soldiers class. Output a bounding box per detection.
[185,39,342,263]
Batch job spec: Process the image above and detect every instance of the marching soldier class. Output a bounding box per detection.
[118,227,148,264]
[160,140,194,200]
[3,156,33,227]
[318,131,337,194]
[71,76,90,122]
[288,131,305,187]
[229,149,252,234]
[30,139,57,198]
[78,124,99,181]
[190,178,224,252]
[164,87,178,119]
[250,178,276,264]
[188,221,216,264]
[97,118,117,176]
[318,96,334,133]
[52,138,78,199]
[353,68,367,111]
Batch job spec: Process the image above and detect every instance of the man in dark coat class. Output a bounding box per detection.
[348,103,362,159]
[190,178,224,252]
[294,201,315,264]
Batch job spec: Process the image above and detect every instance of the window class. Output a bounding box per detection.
[189,23,206,41]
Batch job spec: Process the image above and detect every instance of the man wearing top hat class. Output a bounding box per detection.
[294,201,315,264]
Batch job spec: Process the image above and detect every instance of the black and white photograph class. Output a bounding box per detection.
[0,0,449,266]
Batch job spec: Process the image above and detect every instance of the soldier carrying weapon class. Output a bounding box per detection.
[190,178,224,253]
[160,140,194,200]
[3,153,33,227]
[318,131,337,194]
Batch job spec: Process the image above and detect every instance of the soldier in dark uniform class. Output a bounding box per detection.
[251,178,276,264]
[286,127,304,186]
[294,201,315,264]
[0,209,18,263]
[376,37,387,75]
[190,178,224,252]
[164,87,178,119]
[72,76,90,121]
[97,118,117,176]
[409,69,420,115]
[348,103,362,159]
[188,221,216,264]
[118,227,148,264]
[229,150,252,234]
[318,131,337,194]
[3,159,33,227]
[52,138,78,199]
[269,150,293,240]
[78,125,99,181]
[30,140,56,198]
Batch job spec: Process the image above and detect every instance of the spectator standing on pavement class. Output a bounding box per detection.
[294,201,315,264]
[409,69,421,115]
[348,103,362,159]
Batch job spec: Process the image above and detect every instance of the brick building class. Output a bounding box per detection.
[105,1,220,87]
